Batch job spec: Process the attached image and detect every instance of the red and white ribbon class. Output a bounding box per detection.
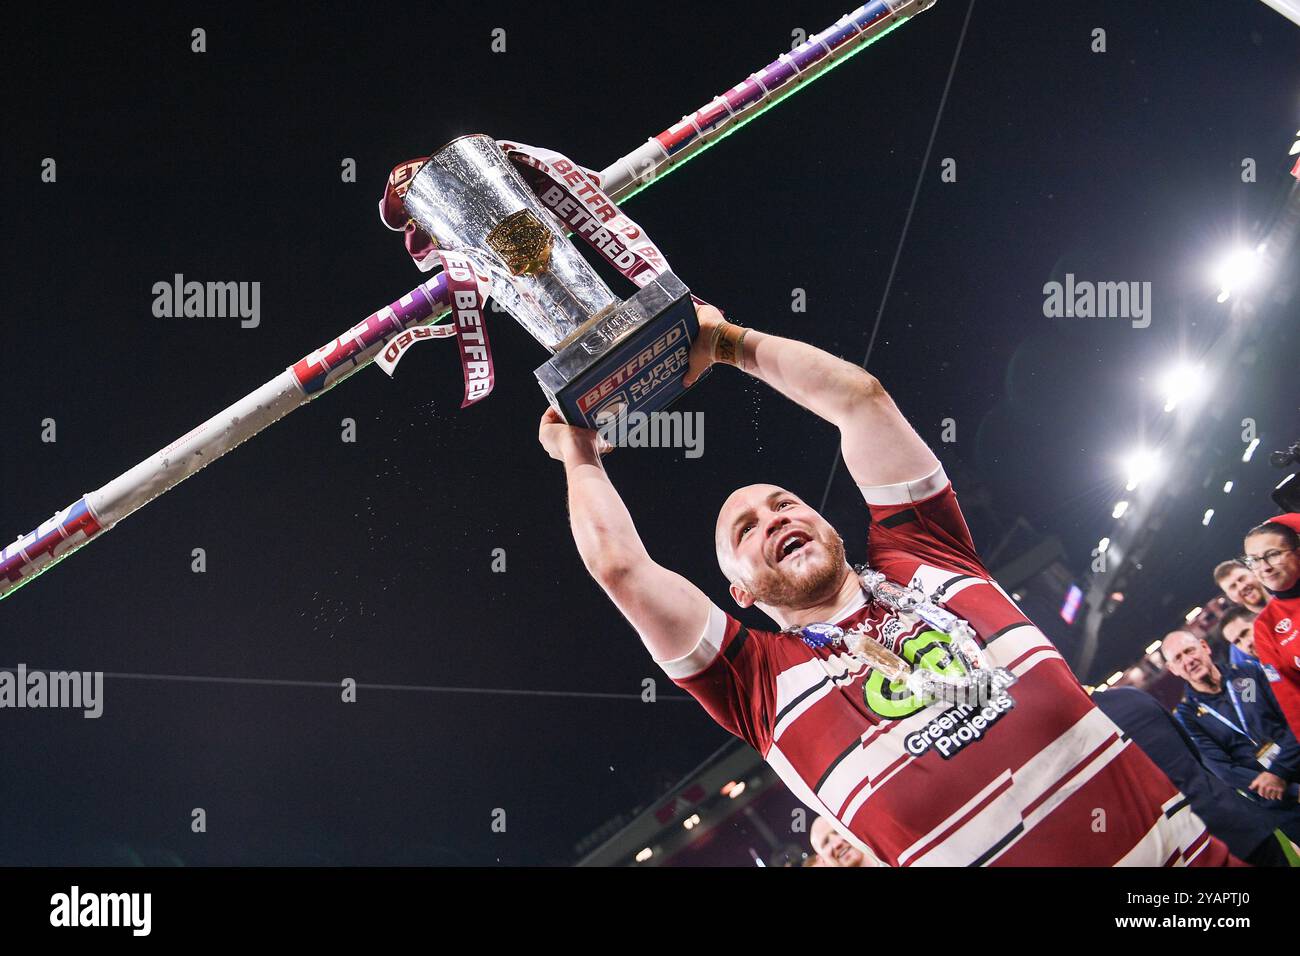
[376,250,495,408]
[377,142,713,406]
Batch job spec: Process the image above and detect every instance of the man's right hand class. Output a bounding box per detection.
[1248,770,1286,801]
[537,407,612,463]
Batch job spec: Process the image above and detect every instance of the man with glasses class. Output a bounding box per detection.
[1244,516,1300,737]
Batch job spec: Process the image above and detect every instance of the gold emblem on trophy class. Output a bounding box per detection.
[487,209,554,276]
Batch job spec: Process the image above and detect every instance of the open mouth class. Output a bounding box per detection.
[774,530,812,563]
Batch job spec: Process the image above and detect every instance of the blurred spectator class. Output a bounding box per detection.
[810,816,881,868]
[1161,630,1300,848]
[1214,559,1270,614]
[1245,517,1300,738]
[1217,607,1283,685]
[1218,606,1259,660]
[1094,687,1297,866]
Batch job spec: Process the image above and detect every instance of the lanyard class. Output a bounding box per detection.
[1196,681,1254,744]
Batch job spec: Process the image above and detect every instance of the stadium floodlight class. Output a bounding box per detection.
[1223,480,1233,493]
[1211,245,1265,303]
[1202,508,1215,526]
[1122,448,1161,491]
[635,847,653,862]
[1243,438,1261,462]
[1097,537,1111,553]
[1158,362,1208,412]
[1184,606,1203,623]
[1112,500,1129,519]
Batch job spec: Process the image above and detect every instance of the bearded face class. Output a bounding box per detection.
[717,485,850,611]
[1219,565,1268,610]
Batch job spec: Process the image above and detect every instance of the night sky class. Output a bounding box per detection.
[2,2,1298,865]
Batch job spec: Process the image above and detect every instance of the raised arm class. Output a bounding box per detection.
[538,408,711,663]
[684,307,939,488]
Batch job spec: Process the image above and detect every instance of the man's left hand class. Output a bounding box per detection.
[684,303,727,388]
[1248,770,1287,801]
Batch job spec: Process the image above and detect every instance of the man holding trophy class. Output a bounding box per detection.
[386,133,1240,867]
[536,305,1245,866]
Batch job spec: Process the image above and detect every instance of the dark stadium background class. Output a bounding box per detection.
[1,1,1297,864]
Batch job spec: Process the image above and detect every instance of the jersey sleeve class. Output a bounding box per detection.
[858,463,987,578]
[1252,615,1282,677]
[653,601,777,755]
[1252,660,1300,779]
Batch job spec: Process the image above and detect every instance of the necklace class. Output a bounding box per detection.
[782,564,1015,706]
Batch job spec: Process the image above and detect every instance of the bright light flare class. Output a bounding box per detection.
[1211,245,1264,302]
[1122,448,1161,492]
[1159,362,1207,412]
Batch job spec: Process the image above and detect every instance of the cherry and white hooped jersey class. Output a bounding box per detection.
[659,466,1234,867]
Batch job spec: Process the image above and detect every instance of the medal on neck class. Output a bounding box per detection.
[783,564,1016,705]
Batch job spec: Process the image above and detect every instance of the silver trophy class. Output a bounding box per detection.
[401,134,699,428]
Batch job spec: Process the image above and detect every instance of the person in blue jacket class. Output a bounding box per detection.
[1093,686,1297,866]
[1162,629,1300,844]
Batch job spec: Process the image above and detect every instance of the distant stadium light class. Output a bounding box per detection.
[1211,245,1264,302]
[1145,639,1161,654]
[724,781,746,799]
[1202,508,1215,526]
[1106,671,1124,686]
[1097,537,1111,553]
[1122,448,1161,491]
[1184,605,1203,623]
[1243,438,1260,462]
[1223,480,1233,493]
[1159,362,1207,412]
[635,847,653,862]
[683,813,701,830]
[1112,500,1129,519]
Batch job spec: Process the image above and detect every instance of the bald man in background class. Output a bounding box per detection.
[811,816,881,867]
